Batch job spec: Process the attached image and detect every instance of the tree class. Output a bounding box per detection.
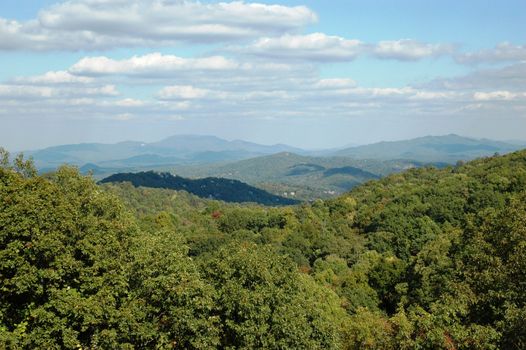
[201,243,348,349]
[0,162,135,347]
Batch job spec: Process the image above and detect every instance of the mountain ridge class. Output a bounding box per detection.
[26,134,305,169]
[23,134,524,194]
[99,171,299,206]
[333,134,520,162]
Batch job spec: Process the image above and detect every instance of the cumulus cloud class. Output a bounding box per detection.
[243,33,364,61]
[0,85,55,99]
[409,91,458,100]
[0,0,317,51]
[0,83,118,99]
[351,87,415,97]
[81,85,119,96]
[112,98,146,107]
[11,71,95,85]
[69,53,239,76]
[313,78,356,89]
[158,84,295,103]
[2,49,525,131]
[473,91,526,101]
[372,39,454,60]
[158,85,218,100]
[145,70,502,121]
[456,42,526,64]
[66,53,317,90]
[238,34,453,62]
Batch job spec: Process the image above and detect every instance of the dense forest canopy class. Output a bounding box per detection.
[99,171,298,206]
[1,147,526,349]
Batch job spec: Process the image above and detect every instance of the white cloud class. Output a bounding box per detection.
[409,91,457,100]
[314,78,356,89]
[65,53,318,94]
[359,87,415,96]
[473,91,526,101]
[69,53,239,76]
[2,50,524,134]
[113,98,145,107]
[11,71,94,85]
[244,33,364,61]
[0,83,118,100]
[238,34,453,62]
[159,101,192,111]
[158,85,216,100]
[0,85,55,99]
[372,39,454,60]
[456,42,526,64]
[63,98,96,106]
[149,76,490,119]
[241,90,291,100]
[83,85,119,96]
[162,115,185,121]
[0,0,317,51]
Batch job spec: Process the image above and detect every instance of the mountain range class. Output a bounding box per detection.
[333,134,522,162]
[25,134,524,172]
[19,134,525,200]
[27,134,303,170]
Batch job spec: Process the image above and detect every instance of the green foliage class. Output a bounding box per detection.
[201,243,347,349]
[125,229,220,348]
[0,156,136,347]
[173,152,431,201]
[100,171,298,205]
[2,148,526,348]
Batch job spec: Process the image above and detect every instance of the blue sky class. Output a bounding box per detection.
[0,0,525,150]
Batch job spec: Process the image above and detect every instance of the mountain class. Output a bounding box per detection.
[4,144,526,348]
[28,141,145,169]
[27,134,521,172]
[149,135,302,155]
[171,152,441,200]
[504,139,526,147]
[99,171,299,206]
[174,152,378,182]
[333,134,522,162]
[25,134,523,201]
[26,135,304,170]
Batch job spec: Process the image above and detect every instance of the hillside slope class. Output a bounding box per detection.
[105,148,526,349]
[3,147,526,349]
[173,152,443,199]
[100,171,298,205]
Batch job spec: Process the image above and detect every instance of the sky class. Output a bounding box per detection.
[0,0,525,150]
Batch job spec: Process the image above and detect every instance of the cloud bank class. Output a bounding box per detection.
[0,0,317,51]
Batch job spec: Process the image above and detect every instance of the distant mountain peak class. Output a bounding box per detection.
[28,134,305,170]
[334,134,521,162]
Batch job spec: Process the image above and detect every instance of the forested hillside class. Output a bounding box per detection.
[99,171,298,205]
[1,148,526,349]
[82,151,443,200]
[171,152,439,200]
